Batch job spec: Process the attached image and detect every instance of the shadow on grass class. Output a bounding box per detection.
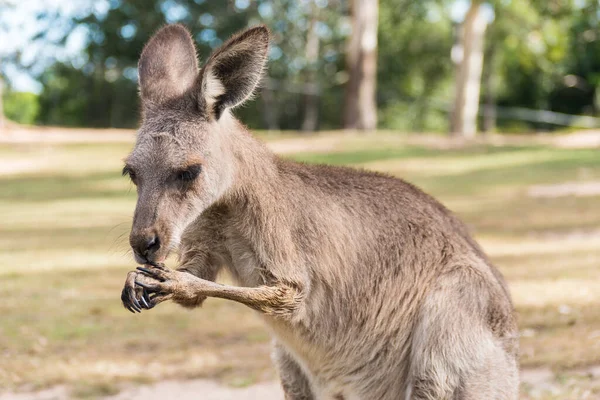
[290,145,599,196]
[0,171,135,202]
[417,149,600,196]
[0,223,132,253]
[288,144,540,166]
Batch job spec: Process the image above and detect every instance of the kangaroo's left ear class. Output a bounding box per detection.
[138,24,199,105]
[199,25,270,120]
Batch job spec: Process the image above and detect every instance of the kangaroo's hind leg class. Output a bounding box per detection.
[272,341,315,400]
[406,267,519,400]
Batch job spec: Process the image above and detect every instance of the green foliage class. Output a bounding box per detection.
[550,0,600,116]
[377,0,454,132]
[3,90,39,125]
[37,62,138,128]
[489,0,600,130]
[32,0,350,130]
[493,1,570,108]
[4,0,600,132]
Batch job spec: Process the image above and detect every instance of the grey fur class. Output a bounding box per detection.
[121,24,519,399]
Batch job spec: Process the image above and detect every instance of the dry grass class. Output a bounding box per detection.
[1,131,599,398]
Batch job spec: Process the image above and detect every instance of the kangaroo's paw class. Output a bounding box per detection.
[135,264,206,308]
[121,270,153,313]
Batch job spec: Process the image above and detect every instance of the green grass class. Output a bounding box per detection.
[1,133,599,399]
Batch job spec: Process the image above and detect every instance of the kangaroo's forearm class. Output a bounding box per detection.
[176,250,304,317]
[197,280,303,317]
[135,263,304,318]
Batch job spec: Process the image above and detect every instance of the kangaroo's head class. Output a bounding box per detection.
[124,24,269,264]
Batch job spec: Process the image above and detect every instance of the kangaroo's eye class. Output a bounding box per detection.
[122,166,136,182]
[177,164,202,182]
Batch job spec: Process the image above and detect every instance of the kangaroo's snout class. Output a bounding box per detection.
[130,230,161,264]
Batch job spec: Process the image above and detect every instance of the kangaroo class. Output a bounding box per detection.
[120,24,519,399]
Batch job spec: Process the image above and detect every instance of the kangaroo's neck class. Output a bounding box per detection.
[219,119,304,274]
[220,116,283,209]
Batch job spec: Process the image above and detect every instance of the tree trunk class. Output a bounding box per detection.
[450,1,487,138]
[343,0,378,131]
[302,1,320,132]
[482,39,496,134]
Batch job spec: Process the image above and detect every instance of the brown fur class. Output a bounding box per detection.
[121,24,519,399]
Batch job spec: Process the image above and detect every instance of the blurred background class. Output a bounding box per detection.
[2,0,600,133]
[1,1,600,399]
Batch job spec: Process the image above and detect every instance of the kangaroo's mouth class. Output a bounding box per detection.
[134,251,168,265]
[132,241,169,265]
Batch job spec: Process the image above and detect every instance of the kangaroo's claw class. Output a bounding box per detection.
[121,270,149,313]
[136,266,166,281]
[135,280,160,291]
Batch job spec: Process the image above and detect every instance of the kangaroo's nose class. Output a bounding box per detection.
[131,233,161,261]
[145,235,160,255]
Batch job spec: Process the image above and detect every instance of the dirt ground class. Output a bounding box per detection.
[0,380,283,400]
[1,367,599,400]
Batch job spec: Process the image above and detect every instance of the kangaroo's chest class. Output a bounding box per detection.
[222,229,267,287]
[267,318,371,400]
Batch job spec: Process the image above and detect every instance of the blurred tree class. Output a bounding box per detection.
[0,70,4,129]
[378,0,597,134]
[481,13,498,133]
[450,0,487,137]
[377,0,454,132]
[3,90,39,125]
[31,0,350,130]
[487,0,577,131]
[0,0,11,130]
[550,0,600,117]
[6,0,600,132]
[343,0,378,130]
[301,0,321,132]
[256,0,349,131]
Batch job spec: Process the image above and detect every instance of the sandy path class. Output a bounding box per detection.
[107,380,283,400]
[2,126,600,149]
[0,126,136,144]
[0,380,283,400]
[2,367,599,400]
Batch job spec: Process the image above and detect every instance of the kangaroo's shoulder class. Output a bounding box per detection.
[275,157,460,221]
[276,157,421,195]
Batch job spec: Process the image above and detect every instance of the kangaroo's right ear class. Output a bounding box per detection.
[138,24,199,105]
[200,26,270,120]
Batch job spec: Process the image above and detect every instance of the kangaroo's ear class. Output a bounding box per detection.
[200,25,270,119]
[138,24,199,105]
